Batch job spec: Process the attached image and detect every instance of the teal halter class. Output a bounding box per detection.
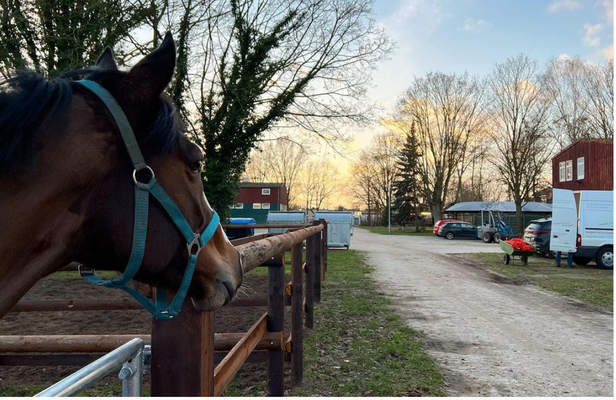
[76,80,219,320]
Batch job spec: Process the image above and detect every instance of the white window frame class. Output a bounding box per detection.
[559,161,565,182]
[565,160,573,181]
[234,203,243,209]
[577,157,585,180]
[261,188,271,195]
[253,203,262,209]
[262,203,270,210]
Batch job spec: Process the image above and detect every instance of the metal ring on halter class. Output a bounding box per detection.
[133,165,156,188]
[187,234,202,256]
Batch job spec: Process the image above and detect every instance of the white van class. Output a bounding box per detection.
[551,189,613,269]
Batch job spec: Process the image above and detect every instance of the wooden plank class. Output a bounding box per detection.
[0,335,151,352]
[230,233,269,246]
[0,351,272,367]
[214,313,268,396]
[0,333,280,353]
[236,224,324,274]
[291,242,304,385]
[151,304,215,396]
[318,219,328,277]
[267,254,285,396]
[223,224,308,229]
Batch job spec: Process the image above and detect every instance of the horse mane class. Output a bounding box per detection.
[0,68,183,173]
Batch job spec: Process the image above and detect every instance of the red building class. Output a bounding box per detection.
[231,183,288,223]
[552,139,613,191]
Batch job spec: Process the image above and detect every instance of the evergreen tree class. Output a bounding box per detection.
[393,123,423,231]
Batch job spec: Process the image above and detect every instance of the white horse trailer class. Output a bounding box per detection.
[314,211,354,249]
[266,211,307,234]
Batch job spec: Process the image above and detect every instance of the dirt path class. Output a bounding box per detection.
[352,228,613,397]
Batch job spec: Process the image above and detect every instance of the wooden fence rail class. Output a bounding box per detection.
[0,221,328,397]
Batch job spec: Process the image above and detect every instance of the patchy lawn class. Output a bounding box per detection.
[468,253,613,311]
[358,226,435,237]
[289,250,443,396]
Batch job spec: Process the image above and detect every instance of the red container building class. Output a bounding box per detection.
[552,139,613,191]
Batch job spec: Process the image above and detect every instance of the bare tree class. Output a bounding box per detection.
[394,71,486,221]
[348,131,401,225]
[296,159,339,211]
[544,56,614,148]
[243,137,309,206]
[487,54,554,235]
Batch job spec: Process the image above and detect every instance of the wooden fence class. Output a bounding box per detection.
[1,221,329,396]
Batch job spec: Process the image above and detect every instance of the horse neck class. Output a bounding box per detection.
[0,96,116,318]
[0,173,91,316]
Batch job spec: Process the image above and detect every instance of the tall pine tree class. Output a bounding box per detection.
[393,124,423,231]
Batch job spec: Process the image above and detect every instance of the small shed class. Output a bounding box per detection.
[267,211,306,234]
[314,211,354,249]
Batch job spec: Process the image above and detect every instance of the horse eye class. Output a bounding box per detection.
[189,160,202,173]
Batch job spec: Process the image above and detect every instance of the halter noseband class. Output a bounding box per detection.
[76,80,219,320]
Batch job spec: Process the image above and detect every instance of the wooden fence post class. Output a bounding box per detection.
[319,219,328,278]
[267,254,285,396]
[151,302,215,396]
[313,225,322,304]
[290,243,303,385]
[305,236,314,329]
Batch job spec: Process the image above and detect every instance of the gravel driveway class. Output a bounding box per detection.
[352,228,613,397]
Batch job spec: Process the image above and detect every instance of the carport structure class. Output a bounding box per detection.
[445,201,552,233]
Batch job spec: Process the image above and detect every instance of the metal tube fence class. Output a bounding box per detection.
[35,338,145,397]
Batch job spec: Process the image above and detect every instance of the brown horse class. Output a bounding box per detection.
[0,33,242,319]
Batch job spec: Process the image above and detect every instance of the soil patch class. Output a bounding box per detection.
[0,272,274,394]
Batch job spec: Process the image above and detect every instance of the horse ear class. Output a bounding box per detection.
[96,47,118,70]
[125,32,176,99]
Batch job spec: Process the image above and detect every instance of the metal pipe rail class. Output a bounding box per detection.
[35,338,145,397]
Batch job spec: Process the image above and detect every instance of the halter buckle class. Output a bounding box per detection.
[187,234,202,256]
[133,165,156,189]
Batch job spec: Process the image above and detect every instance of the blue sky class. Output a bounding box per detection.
[369,0,614,110]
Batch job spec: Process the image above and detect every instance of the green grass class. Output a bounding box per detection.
[471,253,613,311]
[358,226,435,236]
[289,250,443,396]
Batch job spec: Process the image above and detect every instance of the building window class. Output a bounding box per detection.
[234,203,243,209]
[577,157,585,180]
[253,203,262,209]
[262,203,270,210]
[565,160,573,181]
[262,188,270,195]
[559,162,565,182]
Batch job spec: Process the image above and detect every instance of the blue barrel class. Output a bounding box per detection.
[225,218,256,240]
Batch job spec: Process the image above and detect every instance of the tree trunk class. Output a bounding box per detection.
[515,200,524,237]
[431,202,443,223]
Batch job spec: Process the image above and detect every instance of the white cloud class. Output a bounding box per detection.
[582,23,604,46]
[461,18,492,32]
[597,0,614,21]
[557,53,572,61]
[602,44,614,59]
[548,0,584,13]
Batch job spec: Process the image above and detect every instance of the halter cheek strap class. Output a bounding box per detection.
[76,79,218,320]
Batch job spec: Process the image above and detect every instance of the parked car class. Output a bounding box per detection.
[523,218,553,257]
[433,219,462,235]
[438,222,478,240]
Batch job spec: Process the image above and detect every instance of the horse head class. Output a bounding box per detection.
[0,34,242,318]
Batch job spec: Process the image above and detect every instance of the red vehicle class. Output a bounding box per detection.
[433,219,463,235]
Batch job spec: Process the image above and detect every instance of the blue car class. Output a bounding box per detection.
[438,222,478,240]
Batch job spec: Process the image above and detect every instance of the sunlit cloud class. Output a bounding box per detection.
[461,18,492,32]
[557,53,572,61]
[581,23,604,46]
[602,44,614,59]
[548,0,583,13]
